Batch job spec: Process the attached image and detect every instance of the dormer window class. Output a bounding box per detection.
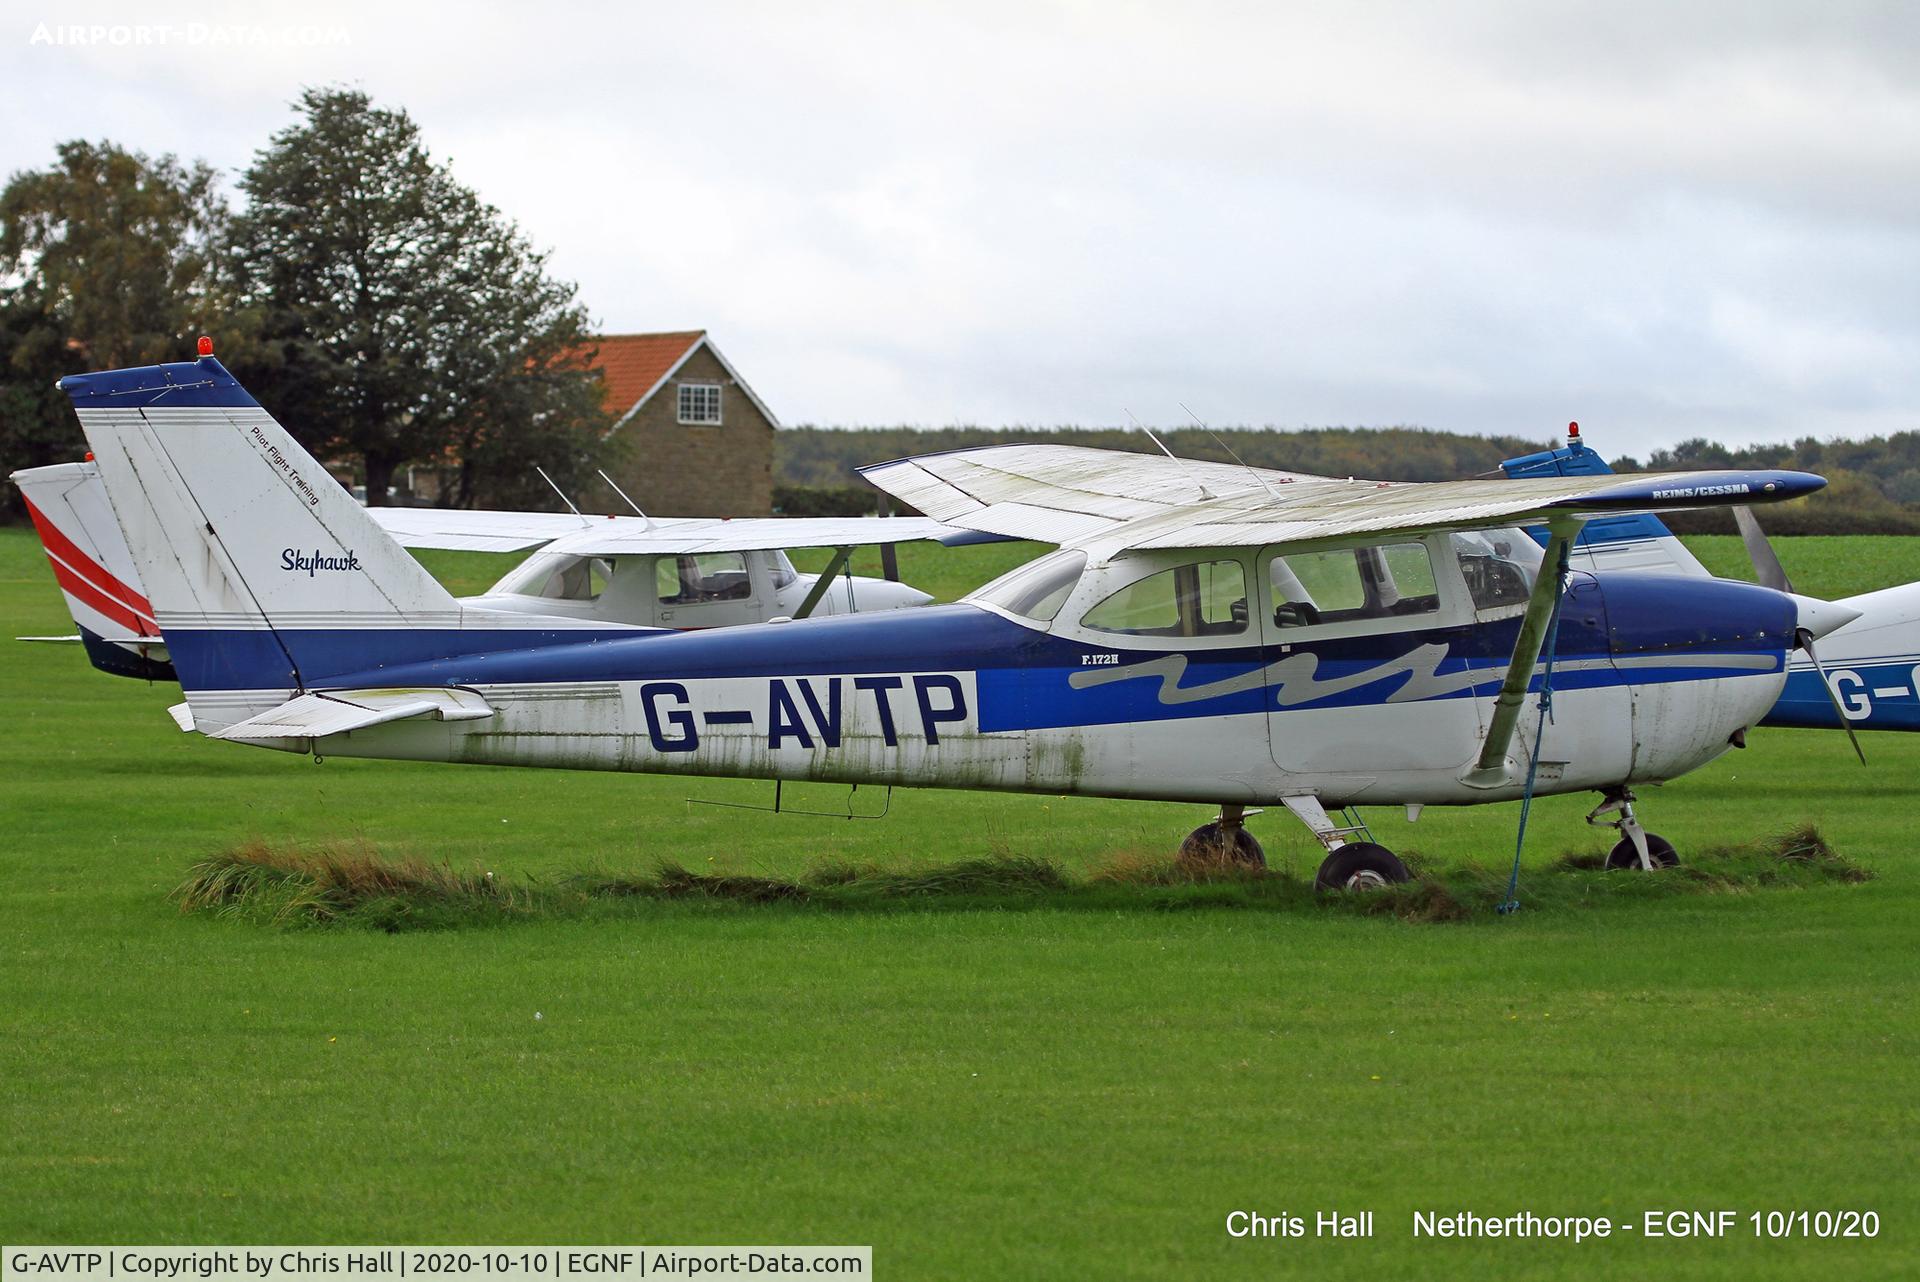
[678,382,722,425]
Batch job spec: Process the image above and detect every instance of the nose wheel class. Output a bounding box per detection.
[1605,832,1677,870]
[1588,788,1679,871]
[1313,842,1412,892]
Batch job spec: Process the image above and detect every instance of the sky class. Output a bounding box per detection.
[6,1,1918,455]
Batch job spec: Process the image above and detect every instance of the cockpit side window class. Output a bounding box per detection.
[1081,560,1248,638]
[1270,541,1438,628]
[1452,529,1541,610]
[657,552,753,604]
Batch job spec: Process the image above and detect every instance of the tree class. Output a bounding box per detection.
[0,141,237,511]
[232,87,610,506]
[439,342,625,511]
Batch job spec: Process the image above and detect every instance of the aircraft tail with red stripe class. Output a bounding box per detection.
[10,460,176,681]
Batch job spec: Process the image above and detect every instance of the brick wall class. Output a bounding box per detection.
[600,345,775,516]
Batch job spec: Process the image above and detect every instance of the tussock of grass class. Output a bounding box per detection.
[1550,823,1869,886]
[646,863,810,903]
[174,839,531,929]
[175,823,1871,932]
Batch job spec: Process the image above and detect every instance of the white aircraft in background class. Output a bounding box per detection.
[11,459,978,683]
[1501,423,1920,749]
[59,347,1857,890]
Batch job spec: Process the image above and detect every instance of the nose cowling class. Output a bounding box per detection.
[1596,573,1802,783]
[1600,574,1799,662]
[1788,593,1862,643]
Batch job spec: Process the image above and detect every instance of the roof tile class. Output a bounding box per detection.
[572,331,705,417]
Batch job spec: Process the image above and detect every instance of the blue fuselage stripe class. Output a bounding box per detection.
[162,574,1798,735]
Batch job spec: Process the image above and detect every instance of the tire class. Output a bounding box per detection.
[1315,842,1411,892]
[1605,832,1678,870]
[1177,822,1266,870]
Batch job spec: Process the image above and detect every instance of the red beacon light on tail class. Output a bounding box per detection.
[196,335,214,358]
[1567,420,1583,450]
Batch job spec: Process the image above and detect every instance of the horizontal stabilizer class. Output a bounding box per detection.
[210,687,493,742]
[19,631,163,648]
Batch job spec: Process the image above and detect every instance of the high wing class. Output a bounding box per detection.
[859,443,1824,551]
[367,508,994,555]
[861,445,1344,545]
[368,507,591,552]
[537,515,995,557]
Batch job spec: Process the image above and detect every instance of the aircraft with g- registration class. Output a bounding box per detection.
[61,347,1859,890]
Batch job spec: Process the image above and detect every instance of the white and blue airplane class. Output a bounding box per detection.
[62,350,1855,889]
[1502,424,1920,742]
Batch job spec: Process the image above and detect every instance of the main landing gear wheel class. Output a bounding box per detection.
[1178,822,1266,870]
[1314,842,1411,893]
[1605,833,1678,871]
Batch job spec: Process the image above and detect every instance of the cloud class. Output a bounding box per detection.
[4,0,1916,454]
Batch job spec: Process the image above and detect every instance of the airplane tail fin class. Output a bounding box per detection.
[10,460,176,681]
[62,352,462,709]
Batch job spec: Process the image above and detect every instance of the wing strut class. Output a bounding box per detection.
[1464,520,1577,787]
[794,546,855,619]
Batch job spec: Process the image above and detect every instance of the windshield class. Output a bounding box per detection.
[968,550,1086,622]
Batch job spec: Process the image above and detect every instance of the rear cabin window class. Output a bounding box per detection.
[1269,542,1438,628]
[529,555,611,602]
[1081,560,1248,637]
[657,552,752,604]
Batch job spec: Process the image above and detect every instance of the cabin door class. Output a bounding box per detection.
[1259,536,1488,783]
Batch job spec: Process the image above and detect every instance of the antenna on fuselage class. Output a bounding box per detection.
[535,465,592,527]
[597,469,654,530]
[1126,409,1215,500]
[1180,403,1284,502]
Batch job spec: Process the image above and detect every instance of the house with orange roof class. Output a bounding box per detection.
[583,330,777,517]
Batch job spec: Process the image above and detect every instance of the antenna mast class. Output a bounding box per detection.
[535,465,591,526]
[1125,409,1215,500]
[597,469,653,528]
[1180,403,1283,502]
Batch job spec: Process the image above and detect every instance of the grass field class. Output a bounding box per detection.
[2,527,1917,1279]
